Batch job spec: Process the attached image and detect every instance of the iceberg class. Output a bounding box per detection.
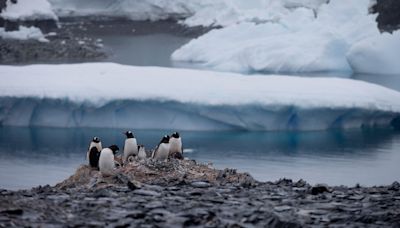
[172,0,400,75]
[0,63,399,131]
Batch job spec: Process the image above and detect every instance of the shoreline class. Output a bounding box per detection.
[0,18,209,65]
[1,159,399,227]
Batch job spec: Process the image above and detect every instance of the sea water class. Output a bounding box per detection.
[0,127,399,190]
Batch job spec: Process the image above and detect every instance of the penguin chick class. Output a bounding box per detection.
[152,135,170,161]
[86,136,102,162]
[99,145,119,176]
[138,145,147,160]
[169,132,183,159]
[123,130,138,164]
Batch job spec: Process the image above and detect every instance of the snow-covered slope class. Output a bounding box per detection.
[48,0,326,26]
[172,0,400,75]
[1,0,57,21]
[48,0,211,21]
[0,63,399,131]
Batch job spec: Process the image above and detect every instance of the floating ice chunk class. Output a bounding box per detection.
[0,63,399,131]
[172,0,386,74]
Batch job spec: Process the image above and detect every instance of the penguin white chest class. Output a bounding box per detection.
[99,148,115,176]
[123,138,138,160]
[154,143,170,161]
[169,137,182,154]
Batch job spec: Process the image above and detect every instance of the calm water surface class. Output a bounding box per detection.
[0,127,399,190]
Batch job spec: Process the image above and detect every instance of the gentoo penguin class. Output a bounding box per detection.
[99,145,119,176]
[123,130,138,164]
[137,145,147,160]
[87,137,102,168]
[152,135,170,161]
[169,132,183,159]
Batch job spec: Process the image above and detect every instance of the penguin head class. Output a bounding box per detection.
[171,132,180,138]
[161,135,170,144]
[124,131,135,139]
[108,145,120,155]
[92,136,101,143]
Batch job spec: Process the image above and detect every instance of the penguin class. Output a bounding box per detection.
[137,145,147,160]
[169,132,183,159]
[99,145,119,176]
[152,135,170,161]
[87,137,102,168]
[123,130,138,164]
[88,147,100,169]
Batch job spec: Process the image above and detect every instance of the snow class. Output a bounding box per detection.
[48,0,211,21]
[0,26,48,42]
[47,0,326,27]
[1,0,58,21]
[347,31,400,75]
[0,63,399,131]
[172,0,400,75]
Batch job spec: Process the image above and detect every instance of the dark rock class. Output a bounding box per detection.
[0,209,23,215]
[311,185,330,195]
[371,0,400,32]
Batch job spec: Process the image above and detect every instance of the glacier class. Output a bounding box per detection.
[172,0,400,75]
[0,63,400,131]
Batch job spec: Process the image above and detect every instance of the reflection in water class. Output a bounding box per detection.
[0,127,399,189]
[100,34,192,67]
[352,73,400,92]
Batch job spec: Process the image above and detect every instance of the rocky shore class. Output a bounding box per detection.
[1,159,399,227]
[0,18,208,65]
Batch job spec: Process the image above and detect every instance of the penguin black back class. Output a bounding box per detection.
[89,147,100,168]
[124,131,135,139]
[109,145,120,154]
[159,135,170,145]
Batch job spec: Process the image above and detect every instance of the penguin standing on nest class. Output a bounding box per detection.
[152,135,170,161]
[99,145,119,176]
[169,132,184,159]
[137,145,147,160]
[123,130,138,164]
[87,137,102,168]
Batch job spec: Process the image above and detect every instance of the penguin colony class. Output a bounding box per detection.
[87,131,183,176]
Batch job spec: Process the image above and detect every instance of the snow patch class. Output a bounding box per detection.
[0,63,399,131]
[0,26,48,42]
[1,0,58,21]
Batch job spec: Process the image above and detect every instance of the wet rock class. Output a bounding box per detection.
[133,189,161,197]
[191,181,211,188]
[0,161,399,227]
